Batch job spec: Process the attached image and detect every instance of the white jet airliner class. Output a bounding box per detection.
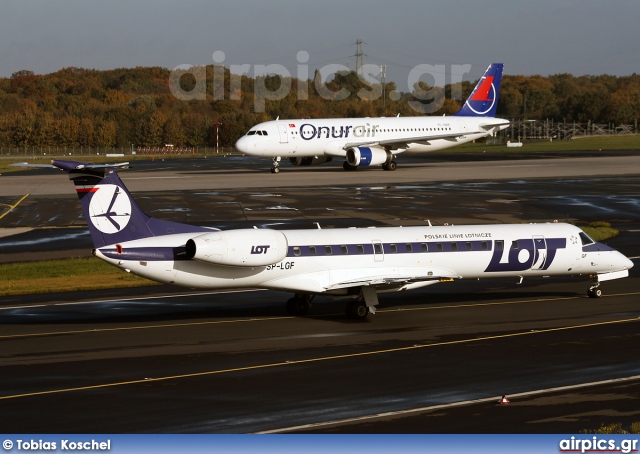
[235,63,510,173]
[21,160,634,320]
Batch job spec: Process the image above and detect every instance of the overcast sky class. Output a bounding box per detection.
[1,0,638,90]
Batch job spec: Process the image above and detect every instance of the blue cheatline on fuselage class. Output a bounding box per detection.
[44,159,634,319]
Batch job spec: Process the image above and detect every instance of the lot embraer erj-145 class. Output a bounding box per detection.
[20,160,633,320]
[235,63,510,173]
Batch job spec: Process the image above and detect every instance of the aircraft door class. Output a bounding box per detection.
[277,124,289,143]
[457,120,467,135]
[531,235,547,270]
[372,240,384,262]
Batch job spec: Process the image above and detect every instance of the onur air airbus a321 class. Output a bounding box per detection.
[15,160,634,320]
[235,63,510,173]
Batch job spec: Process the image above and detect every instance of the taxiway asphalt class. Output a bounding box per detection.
[1,152,639,433]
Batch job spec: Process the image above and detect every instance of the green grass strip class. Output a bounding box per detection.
[0,257,154,296]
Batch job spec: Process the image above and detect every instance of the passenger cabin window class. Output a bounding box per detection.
[293,247,301,257]
[390,244,397,253]
[357,245,364,254]
[496,240,504,250]
[406,243,413,253]
[482,241,488,250]
[374,243,382,254]
[309,246,316,256]
[341,245,348,255]
[466,242,473,251]
[325,246,332,255]
[512,241,519,249]
[421,243,428,252]
[579,232,595,246]
[452,243,458,251]
[436,243,443,252]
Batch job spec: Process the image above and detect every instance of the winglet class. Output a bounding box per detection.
[454,63,504,117]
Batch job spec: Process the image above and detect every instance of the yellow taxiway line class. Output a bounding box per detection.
[2,316,638,401]
[0,193,29,220]
[2,292,639,341]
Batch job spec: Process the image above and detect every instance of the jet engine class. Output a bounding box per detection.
[185,229,288,267]
[289,156,333,166]
[346,147,391,167]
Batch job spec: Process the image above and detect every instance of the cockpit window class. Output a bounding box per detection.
[261,130,268,135]
[579,232,595,246]
[247,131,256,135]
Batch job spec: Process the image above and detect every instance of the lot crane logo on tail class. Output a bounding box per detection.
[88,184,132,234]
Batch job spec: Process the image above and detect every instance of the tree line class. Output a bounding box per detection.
[0,66,638,149]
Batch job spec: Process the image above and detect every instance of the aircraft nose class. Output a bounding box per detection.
[621,253,634,270]
[235,136,250,154]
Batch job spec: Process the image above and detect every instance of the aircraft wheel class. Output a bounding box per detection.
[346,300,369,320]
[286,296,310,316]
[270,166,280,174]
[386,161,397,171]
[587,288,602,298]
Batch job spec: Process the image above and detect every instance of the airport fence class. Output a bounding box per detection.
[0,146,236,157]
[506,119,639,140]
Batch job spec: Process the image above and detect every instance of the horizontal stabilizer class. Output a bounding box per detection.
[10,160,130,171]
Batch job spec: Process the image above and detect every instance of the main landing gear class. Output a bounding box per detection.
[285,287,379,320]
[345,286,379,320]
[342,160,398,171]
[382,161,397,171]
[286,293,313,316]
[345,300,369,320]
[270,156,281,174]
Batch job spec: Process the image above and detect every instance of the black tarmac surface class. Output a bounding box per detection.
[1,152,639,433]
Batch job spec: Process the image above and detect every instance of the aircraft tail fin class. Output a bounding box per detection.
[52,160,211,249]
[454,63,504,117]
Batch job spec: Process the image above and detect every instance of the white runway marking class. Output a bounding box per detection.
[258,375,640,433]
[0,289,264,311]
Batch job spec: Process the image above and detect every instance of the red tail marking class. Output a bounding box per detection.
[471,76,494,101]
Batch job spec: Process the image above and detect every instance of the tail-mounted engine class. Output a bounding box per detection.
[186,229,288,267]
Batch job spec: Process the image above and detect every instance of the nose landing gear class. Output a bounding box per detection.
[271,157,281,173]
[587,276,602,298]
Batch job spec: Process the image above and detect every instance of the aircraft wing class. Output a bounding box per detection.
[324,267,460,291]
[10,161,130,170]
[325,131,485,157]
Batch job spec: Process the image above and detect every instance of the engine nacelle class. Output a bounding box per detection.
[289,156,333,166]
[346,147,391,167]
[185,229,288,267]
